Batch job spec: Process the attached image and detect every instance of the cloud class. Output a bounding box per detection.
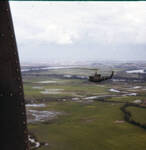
[10,2,146,62]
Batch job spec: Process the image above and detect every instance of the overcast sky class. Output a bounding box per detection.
[10,2,146,63]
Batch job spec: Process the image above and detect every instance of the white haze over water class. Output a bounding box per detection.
[10,2,146,63]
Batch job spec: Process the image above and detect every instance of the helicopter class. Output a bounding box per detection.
[62,67,114,82]
[88,70,114,82]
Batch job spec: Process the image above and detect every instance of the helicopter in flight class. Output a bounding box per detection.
[88,70,114,82]
[65,67,114,82]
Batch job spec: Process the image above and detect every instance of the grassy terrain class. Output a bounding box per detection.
[23,77,109,101]
[127,106,146,125]
[23,68,146,150]
[28,101,146,150]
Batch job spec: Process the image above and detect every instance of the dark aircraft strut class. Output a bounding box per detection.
[0,1,29,150]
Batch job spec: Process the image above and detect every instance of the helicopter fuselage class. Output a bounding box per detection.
[89,71,114,82]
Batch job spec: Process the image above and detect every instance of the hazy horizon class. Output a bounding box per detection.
[10,2,146,63]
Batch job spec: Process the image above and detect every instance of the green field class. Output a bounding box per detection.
[23,68,146,150]
[127,106,146,125]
